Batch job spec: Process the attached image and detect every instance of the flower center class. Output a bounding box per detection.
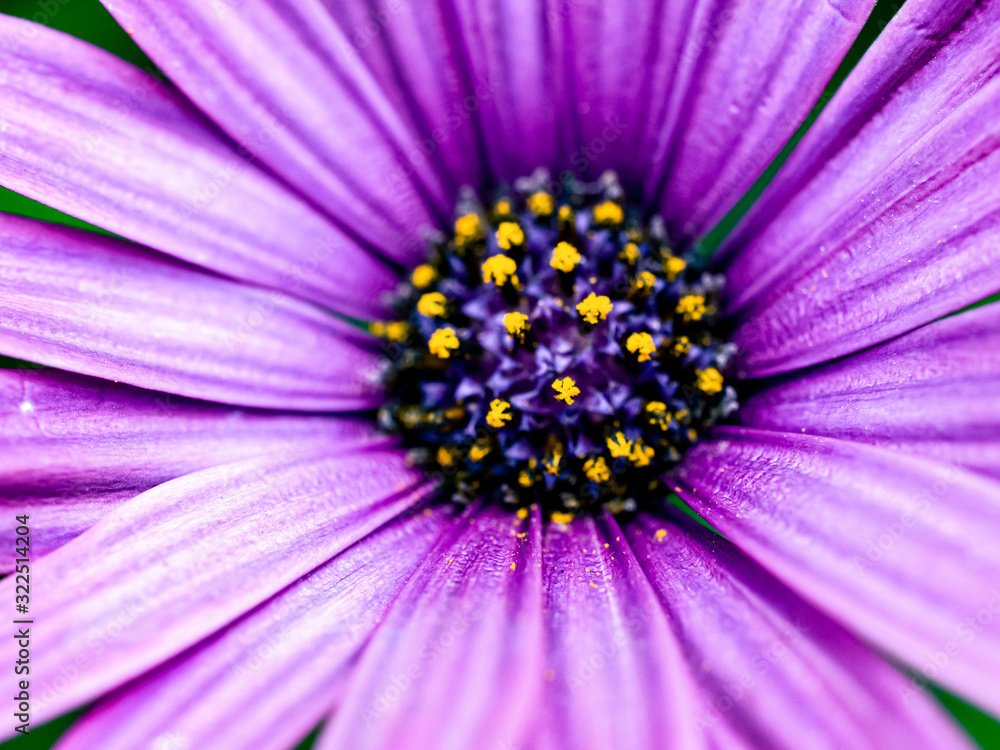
[372,170,737,517]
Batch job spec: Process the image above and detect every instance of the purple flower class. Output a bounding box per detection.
[1,0,999,748]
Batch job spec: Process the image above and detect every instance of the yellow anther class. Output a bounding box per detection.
[369,321,409,342]
[436,446,455,467]
[496,221,525,250]
[550,511,574,524]
[486,399,512,428]
[417,291,448,318]
[551,376,581,405]
[517,507,529,519]
[558,205,573,222]
[672,336,691,357]
[676,295,707,322]
[518,471,534,487]
[584,456,610,483]
[504,311,530,338]
[544,438,565,474]
[550,241,581,272]
[576,293,613,325]
[428,328,459,358]
[696,367,724,395]
[619,242,640,265]
[411,264,437,288]
[675,408,690,422]
[629,440,655,467]
[606,432,633,458]
[633,271,657,294]
[593,201,624,225]
[482,254,518,286]
[444,405,466,420]
[469,439,492,461]
[454,213,483,246]
[655,528,667,541]
[664,256,686,282]
[495,199,511,215]
[687,428,699,441]
[626,332,657,362]
[527,191,555,216]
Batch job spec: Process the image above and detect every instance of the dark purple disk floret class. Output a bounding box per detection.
[374,170,738,515]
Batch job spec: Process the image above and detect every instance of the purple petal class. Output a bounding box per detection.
[675,427,1000,717]
[721,0,1000,376]
[322,0,487,191]
[99,0,451,264]
[0,14,396,317]
[55,505,455,750]
[627,511,973,749]
[0,446,431,729]
[0,368,381,567]
[445,0,559,181]
[740,303,1000,480]
[644,0,872,239]
[0,214,383,410]
[536,512,700,750]
[318,504,544,750]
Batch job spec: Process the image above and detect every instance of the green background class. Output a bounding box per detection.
[0,0,998,747]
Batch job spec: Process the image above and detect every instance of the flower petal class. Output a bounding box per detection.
[54,505,455,750]
[318,504,544,750]
[675,427,1000,717]
[537,512,700,750]
[0,14,396,317]
[0,447,432,728]
[627,510,973,749]
[740,303,1000,480]
[721,0,1000,376]
[642,0,873,238]
[99,0,451,263]
[0,214,383,410]
[322,0,488,191]
[0,367,380,567]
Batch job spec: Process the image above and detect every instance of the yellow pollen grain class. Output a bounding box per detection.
[510,562,517,570]
[676,295,707,322]
[495,199,511,215]
[664,256,686,282]
[469,440,491,461]
[417,291,447,318]
[486,398,512,428]
[482,254,518,286]
[593,200,624,225]
[368,321,386,337]
[454,213,482,246]
[576,293,613,325]
[527,191,555,216]
[428,327,459,358]
[696,367,724,395]
[626,332,656,362]
[496,221,525,250]
[385,322,409,342]
[411,264,437,288]
[672,336,691,357]
[504,311,529,338]
[584,456,610,483]
[633,271,657,294]
[619,242,640,265]
[655,528,667,541]
[436,446,454,467]
[551,511,574,524]
[518,471,533,487]
[550,241,581,272]
[517,507,529,519]
[551,376,581,405]
[646,401,667,414]
[558,205,573,222]
[629,441,655,468]
[606,432,633,458]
